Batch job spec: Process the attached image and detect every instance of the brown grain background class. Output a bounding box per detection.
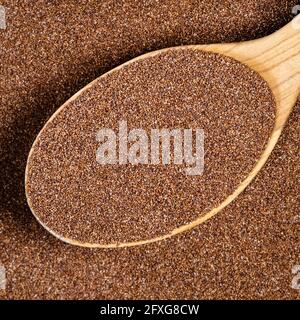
[0,0,299,299]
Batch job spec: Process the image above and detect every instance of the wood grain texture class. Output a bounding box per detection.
[25,16,300,248]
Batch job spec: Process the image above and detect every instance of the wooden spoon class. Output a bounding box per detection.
[25,16,300,248]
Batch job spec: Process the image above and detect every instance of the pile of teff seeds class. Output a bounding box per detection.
[26,49,275,246]
[0,1,299,299]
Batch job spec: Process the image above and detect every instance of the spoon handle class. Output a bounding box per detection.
[254,16,300,127]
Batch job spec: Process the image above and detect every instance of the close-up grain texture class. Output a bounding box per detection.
[0,0,299,299]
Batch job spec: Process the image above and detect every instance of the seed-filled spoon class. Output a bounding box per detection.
[25,16,300,248]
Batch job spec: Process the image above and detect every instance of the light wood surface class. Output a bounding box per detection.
[25,16,300,248]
